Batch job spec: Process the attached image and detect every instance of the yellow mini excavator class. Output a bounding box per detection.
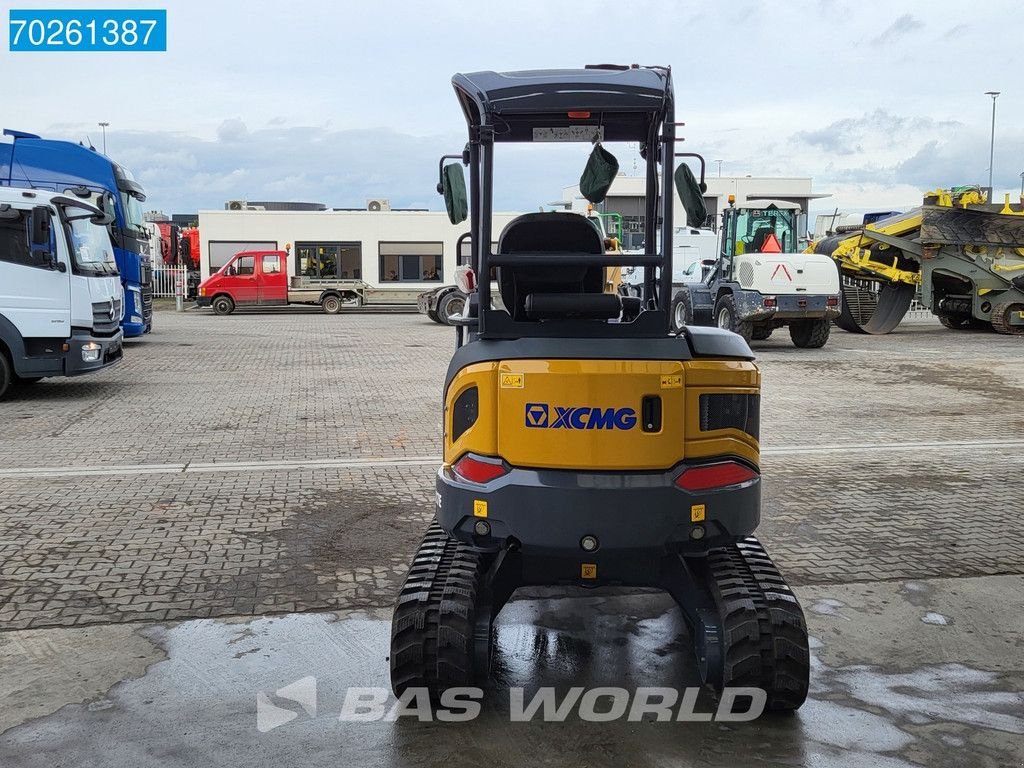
[390,65,810,711]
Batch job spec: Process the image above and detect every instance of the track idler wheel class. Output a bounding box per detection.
[389,520,491,698]
[700,537,810,711]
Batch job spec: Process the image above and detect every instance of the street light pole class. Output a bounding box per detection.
[984,92,999,196]
[98,122,109,154]
[715,159,723,177]
[1019,170,1023,197]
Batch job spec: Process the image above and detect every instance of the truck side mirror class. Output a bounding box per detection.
[30,206,52,246]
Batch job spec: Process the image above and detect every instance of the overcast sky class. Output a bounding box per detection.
[5,0,1023,218]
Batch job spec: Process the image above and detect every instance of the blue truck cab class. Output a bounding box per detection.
[0,129,152,336]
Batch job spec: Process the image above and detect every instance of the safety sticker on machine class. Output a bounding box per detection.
[581,563,597,579]
[473,499,488,518]
[691,504,706,522]
[500,373,524,388]
[660,375,682,389]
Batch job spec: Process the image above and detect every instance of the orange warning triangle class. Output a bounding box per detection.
[761,233,782,253]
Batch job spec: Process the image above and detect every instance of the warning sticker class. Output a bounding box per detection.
[500,373,524,388]
[660,375,683,389]
[690,503,706,522]
[473,499,488,518]
[581,563,598,580]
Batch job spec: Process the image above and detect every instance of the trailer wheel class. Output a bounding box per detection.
[671,292,693,332]
[438,291,467,326]
[789,317,831,348]
[714,295,752,343]
[0,352,11,401]
[322,295,343,314]
[211,295,235,316]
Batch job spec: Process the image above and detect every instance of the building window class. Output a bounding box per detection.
[296,242,361,280]
[379,242,443,282]
[209,240,277,271]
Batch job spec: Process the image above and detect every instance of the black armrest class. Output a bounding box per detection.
[524,292,622,320]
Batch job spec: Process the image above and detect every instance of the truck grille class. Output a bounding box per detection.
[92,298,123,335]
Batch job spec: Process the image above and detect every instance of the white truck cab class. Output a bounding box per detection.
[0,187,123,398]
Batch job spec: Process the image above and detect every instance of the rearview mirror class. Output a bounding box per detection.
[441,163,468,225]
[701,259,716,266]
[30,205,52,246]
[674,164,707,228]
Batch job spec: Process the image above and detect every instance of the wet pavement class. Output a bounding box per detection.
[2,575,1022,768]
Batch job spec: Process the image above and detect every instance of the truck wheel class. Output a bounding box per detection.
[714,295,752,343]
[671,292,693,332]
[752,324,773,341]
[211,296,235,316]
[438,291,467,326]
[322,295,343,314]
[0,353,11,401]
[789,317,831,348]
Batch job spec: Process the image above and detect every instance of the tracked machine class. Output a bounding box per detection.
[389,66,810,711]
[813,187,1024,335]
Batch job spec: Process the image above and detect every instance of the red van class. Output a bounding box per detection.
[197,250,353,315]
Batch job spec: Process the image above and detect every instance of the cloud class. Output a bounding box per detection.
[870,14,924,46]
[40,121,590,215]
[793,110,961,156]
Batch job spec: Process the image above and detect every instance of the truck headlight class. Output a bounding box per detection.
[199,285,206,297]
[82,342,102,363]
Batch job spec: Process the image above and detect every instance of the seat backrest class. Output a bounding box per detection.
[496,213,605,321]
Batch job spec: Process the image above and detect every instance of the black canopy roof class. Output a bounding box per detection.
[452,66,672,142]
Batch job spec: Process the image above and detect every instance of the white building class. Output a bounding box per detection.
[196,209,521,286]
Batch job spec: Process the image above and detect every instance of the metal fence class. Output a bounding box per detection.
[151,266,191,298]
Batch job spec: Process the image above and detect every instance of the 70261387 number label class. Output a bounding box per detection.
[9,9,167,52]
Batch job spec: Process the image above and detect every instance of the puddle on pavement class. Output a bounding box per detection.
[0,592,1021,768]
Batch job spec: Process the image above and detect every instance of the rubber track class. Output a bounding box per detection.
[390,520,483,697]
[990,302,1024,336]
[705,537,809,711]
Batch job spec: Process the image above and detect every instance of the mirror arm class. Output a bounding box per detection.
[675,152,707,193]
[437,153,466,195]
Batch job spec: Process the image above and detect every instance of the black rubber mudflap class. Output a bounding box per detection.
[390,520,483,698]
[836,280,915,334]
[705,537,810,711]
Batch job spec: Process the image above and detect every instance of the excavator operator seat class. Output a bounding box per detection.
[496,212,620,322]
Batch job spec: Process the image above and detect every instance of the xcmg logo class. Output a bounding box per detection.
[525,403,637,430]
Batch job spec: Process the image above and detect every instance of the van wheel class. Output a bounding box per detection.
[322,295,343,314]
[0,353,11,400]
[671,292,693,332]
[789,317,831,348]
[714,295,752,343]
[211,296,235,316]
[438,291,467,326]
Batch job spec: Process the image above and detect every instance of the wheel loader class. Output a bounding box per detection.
[389,65,810,711]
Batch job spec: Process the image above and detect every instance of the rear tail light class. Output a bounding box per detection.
[453,453,509,484]
[674,461,758,492]
[827,296,839,307]
[763,296,777,307]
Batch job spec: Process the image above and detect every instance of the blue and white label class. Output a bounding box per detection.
[525,403,637,430]
[9,9,167,52]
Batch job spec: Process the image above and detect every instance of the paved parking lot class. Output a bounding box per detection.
[1,309,1023,630]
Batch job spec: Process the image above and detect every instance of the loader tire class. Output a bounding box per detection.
[390,520,483,698]
[789,317,831,348]
[671,292,693,333]
[990,302,1024,336]
[0,353,11,401]
[704,538,810,712]
[751,324,773,341]
[714,295,752,343]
